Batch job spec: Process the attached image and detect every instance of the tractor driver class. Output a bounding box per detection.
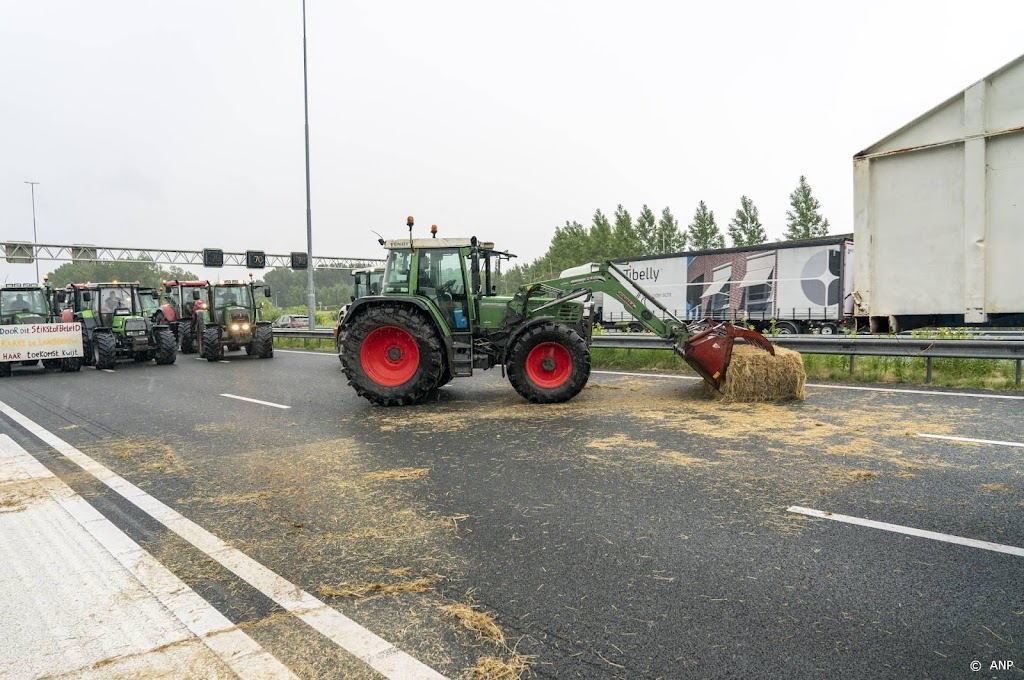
[104,290,124,312]
[13,293,28,312]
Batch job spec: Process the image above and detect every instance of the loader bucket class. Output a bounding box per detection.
[678,321,775,392]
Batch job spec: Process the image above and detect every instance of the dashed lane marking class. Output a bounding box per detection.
[220,394,291,409]
[918,433,1024,448]
[0,402,449,680]
[788,506,1024,558]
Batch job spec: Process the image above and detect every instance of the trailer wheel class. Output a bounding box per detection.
[342,304,443,406]
[774,321,801,335]
[819,323,837,335]
[93,331,117,369]
[507,323,590,404]
[154,328,177,365]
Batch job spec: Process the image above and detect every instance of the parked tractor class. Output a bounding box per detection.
[0,280,82,377]
[337,221,775,406]
[58,282,177,369]
[335,266,385,360]
[193,278,274,361]
[158,279,210,353]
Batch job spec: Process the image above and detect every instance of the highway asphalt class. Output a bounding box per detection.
[0,350,1021,679]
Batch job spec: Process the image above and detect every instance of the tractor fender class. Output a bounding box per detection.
[502,316,560,364]
[158,303,177,323]
[342,296,453,371]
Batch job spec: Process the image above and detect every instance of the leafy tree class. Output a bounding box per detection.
[588,208,614,261]
[785,175,830,240]
[46,260,198,288]
[633,204,659,255]
[728,195,767,246]
[686,201,725,250]
[611,204,639,257]
[654,206,686,253]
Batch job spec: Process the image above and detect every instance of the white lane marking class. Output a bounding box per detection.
[918,433,1024,449]
[0,434,297,679]
[788,506,1024,558]
[0,402,449,680]
[219,360,230,364]
[102,369,115,373]
[220,394,291,410]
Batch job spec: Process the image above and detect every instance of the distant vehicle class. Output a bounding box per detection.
[274,315,310,329]
[561,234,855,335]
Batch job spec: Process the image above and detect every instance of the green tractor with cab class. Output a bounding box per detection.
[194,278,274,361]
[58,282,177,369]
[337,218,775,406]
[0,281,83,377]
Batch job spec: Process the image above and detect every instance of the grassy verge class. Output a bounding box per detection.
[591,347,1022,391]
[273,337,336,353]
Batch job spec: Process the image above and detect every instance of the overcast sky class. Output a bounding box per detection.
[2,0,1023,284]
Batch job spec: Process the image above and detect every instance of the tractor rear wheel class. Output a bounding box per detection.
[43,359,62,370]
[342,304,443,406]
[179,322,197,354]
[203,325,223,361]
[507,323,590,404]
[252,324,274,359]
[93,332,117,369]
[154,328,177,365]
[60,356,82,372]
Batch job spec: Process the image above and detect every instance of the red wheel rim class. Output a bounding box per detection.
[525,341,572,389]
[360,326,420,387]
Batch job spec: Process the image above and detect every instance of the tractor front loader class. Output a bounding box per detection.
[58,282,177,369]
[0,280,83,377]
[337,220,779,406]
[194,278,273,361]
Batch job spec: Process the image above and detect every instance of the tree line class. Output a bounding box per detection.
[495,175,831,292]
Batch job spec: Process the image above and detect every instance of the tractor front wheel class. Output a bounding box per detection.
[93,332,117,370]
[252,324,274,359]
[507,323,591,404]
[0,362,11,378]
[203,325,223,362]
[179,322,197,354]
[341,304,443,406]
[60,356,82,372]
[154,328,177,365]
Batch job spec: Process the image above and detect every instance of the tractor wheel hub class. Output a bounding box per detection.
[387,347,402,362]
[541,356,556,372]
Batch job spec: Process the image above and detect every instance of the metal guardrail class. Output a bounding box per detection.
[274,329,1024,386]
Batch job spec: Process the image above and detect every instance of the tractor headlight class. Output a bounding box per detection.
[242,323,250,330]
[231,323,240,331]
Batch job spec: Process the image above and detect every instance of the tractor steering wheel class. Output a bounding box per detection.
[439,279,457,294]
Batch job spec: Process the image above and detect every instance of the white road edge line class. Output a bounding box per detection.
[220,394,291,410]
[918,433,1024,448]
[0,402,449,680]
[788,506,1024,558]
[0,434,297,680]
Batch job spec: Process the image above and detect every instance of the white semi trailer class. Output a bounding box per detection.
[853,53,1024,334]
[562,235,855,335]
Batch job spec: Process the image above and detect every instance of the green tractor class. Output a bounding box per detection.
[337,220,775,406]
[58,282,177,369]
[194,278,274,361]
[0,281,83,377]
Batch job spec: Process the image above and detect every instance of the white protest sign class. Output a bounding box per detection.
[0,323,84,362]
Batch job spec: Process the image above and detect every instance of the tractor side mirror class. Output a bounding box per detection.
[82,292,92,303]
[264,288,272,298]
[192,290,201,300]
[350,295,356,302]
[56,291,66,304]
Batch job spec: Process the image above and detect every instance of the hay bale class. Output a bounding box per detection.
[716,343,806,402]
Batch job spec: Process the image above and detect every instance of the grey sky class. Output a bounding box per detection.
[2,0,1023,284]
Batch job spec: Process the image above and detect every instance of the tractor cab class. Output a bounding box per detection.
[353,266,385,299]
[138,287,162,319]
[0,284,49,325]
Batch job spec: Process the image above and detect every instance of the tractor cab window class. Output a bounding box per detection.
[0,289,48,321]
[215,287,251,309]
[416,248,469,330]
[383,250,412,294]
[98,286,139,325]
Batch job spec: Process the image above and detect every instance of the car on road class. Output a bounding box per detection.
[273,314,310,329]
